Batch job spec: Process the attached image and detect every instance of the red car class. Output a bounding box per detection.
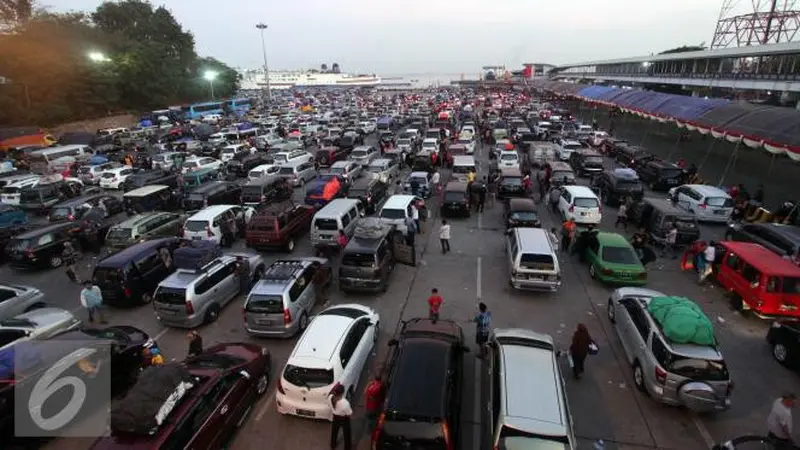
[91,343,271,450]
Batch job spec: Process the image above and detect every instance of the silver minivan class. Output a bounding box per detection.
[243,257,331,337]
[153,252,264,328]
[607,287,733,412]
[505,228,561,291]
[365,158,398,184]
[278,160,316,187]
[310,199,362,248]
[490,328,577,450]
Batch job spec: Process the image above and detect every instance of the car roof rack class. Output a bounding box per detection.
[261,260,307,282]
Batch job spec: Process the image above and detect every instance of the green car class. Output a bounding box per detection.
[105,211,186,251]
[584,231,647,285]
[183,167,218,188]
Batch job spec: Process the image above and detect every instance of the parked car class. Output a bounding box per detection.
[724,222,800,258]
[0,307,82,351]
[246,202,314,252]
[767,320,800,368]
[122,168,178,192]
[99,166,135,190]
[0,283,46,320]
[582,231,647,285]
[668,184,734,223]
[105,212,185,251]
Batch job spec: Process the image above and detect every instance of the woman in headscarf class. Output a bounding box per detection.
[569,323,593,380]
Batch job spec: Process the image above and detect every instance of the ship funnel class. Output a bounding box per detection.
[321,63,328,72]
[332,63,340,74]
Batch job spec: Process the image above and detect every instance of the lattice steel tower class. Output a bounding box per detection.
[710,0,800,48]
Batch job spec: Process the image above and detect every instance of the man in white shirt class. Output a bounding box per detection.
[699,241,716,283]
[431,169,441,193]
[767,394,796,449]
[411,203,421,233]
[439,219,451,254]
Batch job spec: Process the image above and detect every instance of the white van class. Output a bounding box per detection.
[310,199,362,248]
[378,195,422,234]
[490,328,577,449]
[451,155,476,183]
[505,228,561,291]
[558,185,601,225]
[182,204,254,244]
[248,164,280,181]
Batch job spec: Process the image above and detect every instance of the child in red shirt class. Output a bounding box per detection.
[428,288,443,323]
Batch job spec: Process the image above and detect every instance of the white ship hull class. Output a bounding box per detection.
[240,70,381,90]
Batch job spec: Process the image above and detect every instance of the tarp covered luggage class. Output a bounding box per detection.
[110,364,195,435]
[353,218,393,240]
[646,296,716,346]
[173,240,222,270]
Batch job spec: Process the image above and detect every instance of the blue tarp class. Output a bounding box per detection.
[651,97,729,121]
[577,86,617,99]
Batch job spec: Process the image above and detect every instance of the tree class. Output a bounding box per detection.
[659,44,706,54]
[0,0,33,25]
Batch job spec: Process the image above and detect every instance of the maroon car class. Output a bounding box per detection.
[91,343,271,450]
[315,146,348,168]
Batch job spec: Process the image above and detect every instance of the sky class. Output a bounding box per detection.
[46,0,731,75]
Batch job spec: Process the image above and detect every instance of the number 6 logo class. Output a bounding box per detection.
[28,348,95,431]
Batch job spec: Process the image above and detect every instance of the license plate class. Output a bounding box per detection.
[296,409,315,417]
[667,179,677,184]
[256,319,274,325]
[581,212,587,216]
[192,236,201,240]
[714,209,726,215]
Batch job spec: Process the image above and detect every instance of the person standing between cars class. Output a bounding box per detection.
[560,218,577,253]
[219,218,233,248]
[474,302,492,358]
[439,220,451,254]
[615,202,628,231]
[63,240,80,284]
[662,223,678,259]
[404,215,417,247]
[431,168,441,194]
[235,255,251,295]
[569,323,592,380]
[329,383,353,450]
[428,288,444,322]
[631,227,648,260]
[364,374,385,433]
[487,171,498,208]
[80,280,107,324]
[477,178,487,213]
[187,330,203,357]
[767,393,796,450]
[337,230,348,249]
[699,241,716,283]
[411,203,421,234]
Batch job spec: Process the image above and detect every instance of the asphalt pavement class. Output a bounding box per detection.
[7,128,798,450]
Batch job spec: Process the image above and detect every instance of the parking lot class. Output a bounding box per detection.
[3,131,794,450]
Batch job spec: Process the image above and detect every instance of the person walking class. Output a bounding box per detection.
[329,383,353,450]
[487,171,497,208]
[560,218,577,253]
[404,215,417,247]
[187,330,203,357]
[235,256,251,295]
[63,240,80,284]
[439,220,451,254]
[569,324,592,380]
[431,168,441,194]
[662,223,678,259]
[615,203,628,231]
[477,179,487,213]
[411,203,421,234]
[631,227,649,260]
[337,230,349,249]
[473,302,492,358]
[364,374,385,433]
[428,288,443,322]
[699,241,716,283]
[80,280,107,324]
[767,393,796,450]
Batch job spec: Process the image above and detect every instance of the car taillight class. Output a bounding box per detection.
[206,226,213,237]
[698,203,707,209]
[277,378,285,394]
[655,365,667,384]
[371,413,385,445]
[185,302,194,315]
[283,308,291,325]
[601,268,613,275]
[726,380,734,396]
[442,423,453,450]
[124,287,132,297]
[261,195,267,202]
[569,205,574,212]
[68,215,75,220]
[24,249,34,258]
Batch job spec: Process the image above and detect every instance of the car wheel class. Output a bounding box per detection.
[255,373,269,395]
[204,305,220,324]
[25,303,47,312]
[286,238,295,252]
[589,264,597,279]
[298,313,309,332]
[607,299,616,322]
[141,292,153,305]
[49,256,63,268]
[633,362,647,393]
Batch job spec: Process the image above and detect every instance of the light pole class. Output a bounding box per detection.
[255,23,271,103]
[204,70,218,101]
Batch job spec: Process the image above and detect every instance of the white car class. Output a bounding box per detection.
[248,164,280,181]
[558,185,602,225]
[330,160,361,180]
[99,166,135,190]
[273,150,313,166]
[456,137,476,155]
[220,144,252,163]
[348,146,378,167]
[359,121,376,134]
[277,303,379,421]
[461,125,476,137]
[668,184,734,223]
[498,150,520,169]
[421,138,438,154]
[181,157,223,174]
[202,114,222,124]
[558,140,584,161]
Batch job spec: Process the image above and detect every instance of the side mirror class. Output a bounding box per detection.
[239,370,251,379]
[387,339,398,347]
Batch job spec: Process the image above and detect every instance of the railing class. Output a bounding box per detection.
[553,71,800,82]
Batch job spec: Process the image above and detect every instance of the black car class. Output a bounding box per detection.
[226,153,271,179]
[122,168,178,192]
[767,321,800,368]
[337,135,357,151]
[725,223,800,257]
[49,194,124,222]
[348,178,387,214]
[600,138,629,156]
[497,168,526,200]
[614,145,647,168]
[590,168,644,206]
[373,318,468,450]
[504,198,540,228]
[183,181,242,212]
[630,152,658,172]
[636,159,684,191]
[5,222,81,269]
[441,182,470,218]
[568,149,604,177]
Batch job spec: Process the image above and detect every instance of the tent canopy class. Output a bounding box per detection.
[697,103,800,146]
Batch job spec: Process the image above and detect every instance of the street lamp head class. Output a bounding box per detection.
[256,23,268,30]
[203,70,218,81]
[88,51,108,63]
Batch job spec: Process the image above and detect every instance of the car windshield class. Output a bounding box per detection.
[184,220,208,232]
[457,139,471,145]
[154,287,186,305]
[342,252,376,267]
[330,167,345,174]
[50,207,75,220]
[551,171,573,182]
[500,436,568,450]
[7,239,31,251]
[182,161,198,169]
[380,208,406,219]
[245,294,284,314]
[106,227,132,241]
[706,196,734,208]
[616,180,642,190]
[274,155,287,163]
[586,156,604,164]
[501,154,518,161]
[659,168,683,179]
[351,150,367,158]
[520,253,553,270]
[314,218,339,230]
[666,355,729,381]
[502,177,522,186]
[602,246,640,264]
[510,211,538,222]
[279,167,295,175]
[366,166,383,173]
[574,197,599,208]
[443,192,465,203]
[283,364,334,388]
[397,139,411,146]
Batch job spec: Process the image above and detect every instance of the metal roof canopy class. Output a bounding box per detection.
[554,40,800,69]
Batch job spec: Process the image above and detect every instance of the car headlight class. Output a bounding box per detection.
[143,338,155,348]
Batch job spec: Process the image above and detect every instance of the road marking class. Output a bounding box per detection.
[153,327,170,341]
[255,391,277,422]
[691,414,714,448]
[477,213,483,230]
[476,257,482,299]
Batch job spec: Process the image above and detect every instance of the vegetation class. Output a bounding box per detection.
[0,0,240,126]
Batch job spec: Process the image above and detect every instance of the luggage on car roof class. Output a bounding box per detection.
[353,217,392,240]
[646,296,716,346]
[173,240,222,270]
[110,363,196,435]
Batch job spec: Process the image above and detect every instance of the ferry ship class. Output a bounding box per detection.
[240,65,381,90]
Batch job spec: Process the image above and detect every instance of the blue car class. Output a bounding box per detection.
[0,204,26,229]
